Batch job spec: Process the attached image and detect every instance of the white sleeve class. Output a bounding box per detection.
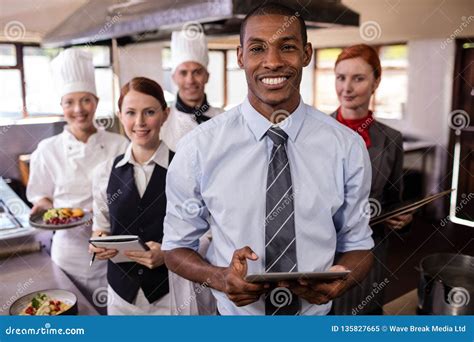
[92,160,113,233]
[26,145,55,204]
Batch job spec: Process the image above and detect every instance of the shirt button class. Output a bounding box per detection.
[139,228,144,233]
[137,206,143,212]
[138,269,144,276]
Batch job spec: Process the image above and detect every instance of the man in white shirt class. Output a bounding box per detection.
[160,30,223,152]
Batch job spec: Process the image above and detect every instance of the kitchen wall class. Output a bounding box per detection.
[0,121,65,180]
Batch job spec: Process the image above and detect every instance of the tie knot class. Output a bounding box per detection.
[267,127,288,146]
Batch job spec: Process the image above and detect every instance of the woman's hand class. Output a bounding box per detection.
[31,198,53,215]
[125,241,165,269]
[385,213,413,230]
[88,231,118,260]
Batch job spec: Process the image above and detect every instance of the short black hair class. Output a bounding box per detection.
[239,2,308,46]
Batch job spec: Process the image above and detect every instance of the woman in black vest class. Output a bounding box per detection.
[89,77,173,315]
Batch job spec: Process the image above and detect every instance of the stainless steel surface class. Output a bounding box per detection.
[0,245,98,316]
[418,253,474,315]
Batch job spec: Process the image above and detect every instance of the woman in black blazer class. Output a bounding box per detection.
[331,44,413,315]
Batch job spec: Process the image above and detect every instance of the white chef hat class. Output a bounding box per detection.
[51,48,97,98]
[170,30,209,73]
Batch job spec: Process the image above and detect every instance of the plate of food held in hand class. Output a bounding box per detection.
[29,208,92,230]
[9,290,78,316]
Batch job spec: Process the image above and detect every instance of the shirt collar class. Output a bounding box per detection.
[62,125,103,145]
[240,96,306,142]
[115,141,169,169]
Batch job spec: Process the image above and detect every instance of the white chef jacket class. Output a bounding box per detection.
[159,100,222,315]
[160,102,224,152]
[27,126,128,297]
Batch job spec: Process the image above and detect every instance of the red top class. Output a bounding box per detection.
[336,107,375,148]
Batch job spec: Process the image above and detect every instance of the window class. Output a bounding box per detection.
[314,44,408,119]
[315,48,342,114]
[23,47,62,115]
[226,49,246,110]
[0,43,115,119]
[375,45,408,119]
[0,44,23,119]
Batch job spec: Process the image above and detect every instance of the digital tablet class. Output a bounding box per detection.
[245,270,351,283]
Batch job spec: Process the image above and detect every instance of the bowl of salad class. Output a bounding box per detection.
[9,289,78,316]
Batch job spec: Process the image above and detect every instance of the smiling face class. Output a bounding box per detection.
[119,90,169,150]
[237,14,312,118]
[61,92,98,132]
[335,57,380,112]
[172,61,209,105]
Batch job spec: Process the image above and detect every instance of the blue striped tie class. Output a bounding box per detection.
[265,127,300,315]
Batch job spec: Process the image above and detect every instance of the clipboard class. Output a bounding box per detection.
[89,235,150,263]
[369,189,454,226]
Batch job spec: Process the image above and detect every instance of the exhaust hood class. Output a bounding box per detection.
[43,0,359,47]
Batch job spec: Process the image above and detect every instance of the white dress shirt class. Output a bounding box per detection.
[27,126,128,295]
[162,97,374,315]
[93,142,175,315]
[92,142,169,233]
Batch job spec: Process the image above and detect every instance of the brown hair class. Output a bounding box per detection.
[118,77,167,111]
[335,44,382,80]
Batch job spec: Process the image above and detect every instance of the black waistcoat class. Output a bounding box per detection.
[106,150,174,304]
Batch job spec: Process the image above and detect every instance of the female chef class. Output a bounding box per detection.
[89,77,173,315]
[27,48,128,307]
[330,44,413,314]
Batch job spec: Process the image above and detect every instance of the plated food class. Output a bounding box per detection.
[29,208,91,230]
[42,208,84,225]
[9,289,78,316]
[21,293,71,316]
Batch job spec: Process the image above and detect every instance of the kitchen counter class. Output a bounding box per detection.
[383,289,418,315]
[0,177,98,315]
[0,245,98,315]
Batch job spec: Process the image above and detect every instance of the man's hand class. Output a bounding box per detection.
[385,213,413,230]
[125,241,165,269]
[277,265,349,305]
[221,246,269,307]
